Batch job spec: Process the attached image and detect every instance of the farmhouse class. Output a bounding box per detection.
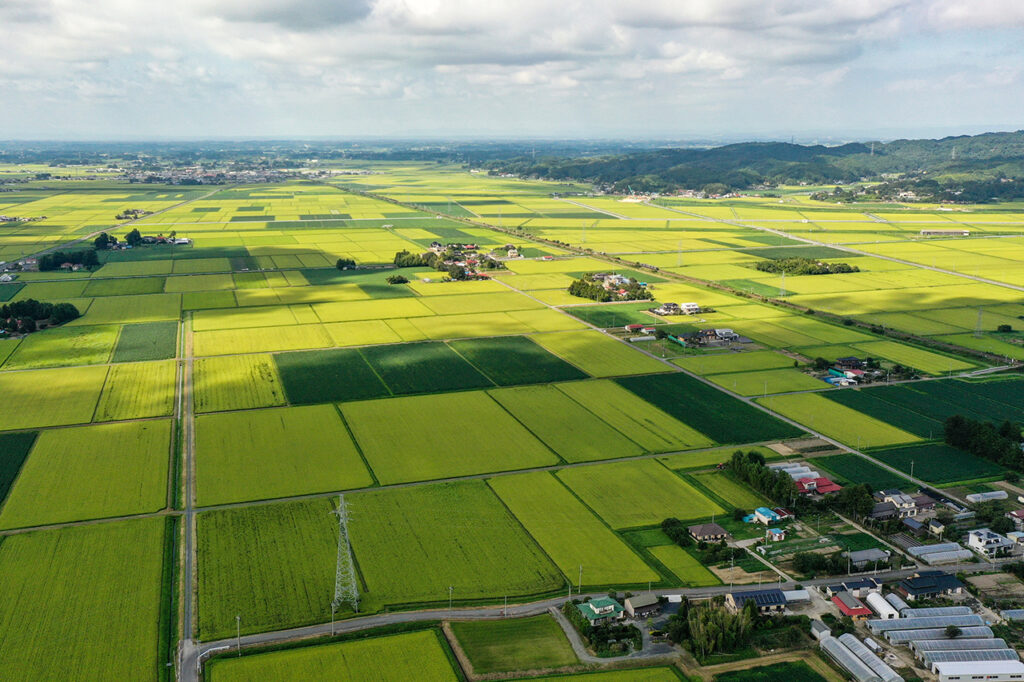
[765,527,786,542]
[753,507,780,525]
[688,522,729,542]
[1006,509,1024,531]
[835,356,865,370]
[795,476,842,496]
[920,229,970,237]
[832,592,873,621]
[576,597,624,625]
[874,489,918,518]
[897,571,965,601]
[821,578,881,599]
[725,588,786,615]
[967,528,1018,558]
[842,548,890,570]
[624,594,661,619]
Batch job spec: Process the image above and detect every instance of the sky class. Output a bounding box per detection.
[1,0,1023,140]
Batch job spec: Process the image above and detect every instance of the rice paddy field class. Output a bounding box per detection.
[3,167,1022,678]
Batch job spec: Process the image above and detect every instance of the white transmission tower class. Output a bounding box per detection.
[332,495,360,613]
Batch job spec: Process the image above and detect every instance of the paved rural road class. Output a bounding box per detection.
[184,560,1013,680]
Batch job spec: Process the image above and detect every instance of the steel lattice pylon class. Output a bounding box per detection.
[332,495,360,613]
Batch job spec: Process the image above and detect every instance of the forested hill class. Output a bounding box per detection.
[485,130,1024,194]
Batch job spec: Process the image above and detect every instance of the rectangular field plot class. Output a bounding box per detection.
[2,324,118,369]
[813,454,913,490]
[490,385,644,463]
[689,472,769,509]
[0,431,37,506]
[193,324,333,356]
[82,276,166,297]
[95,360,176,421]
[557,460,723,529]
[524,669,681,682]
[0,365,108,431]
[350,482,563,606]
[617,372,804,443]
[757,393,921,449]
[111,321,177,362]
[341,392,558,484]
[0,420,171,529]
[0,519,166,681]
[275,348,389,404]
[195,405,373,505]
[873,443,1004,484]
[556,380,713,453]
[562,302,663,328]
[853,340,976,374]
[69,292,181,325]
[489,472,659,586]
[360,341,493,395]
[451,615,578,674]
[207,630,458,682]
[194,354,287,413]
[673,350,795,375]
[705,368,826,396]
[531,330,670,377]
[823,387,943,439]
[648,545,720,587]
[197,499,337,639]
[448,336,587,385]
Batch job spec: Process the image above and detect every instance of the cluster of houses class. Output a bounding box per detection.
[650,302,701,316]
[0,214,45,223]
[114,208,152,221]
[574,594,663,625]
[589,272,647,296]
[1,258,37,272]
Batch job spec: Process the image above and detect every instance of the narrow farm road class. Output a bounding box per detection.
[178,312,199,681]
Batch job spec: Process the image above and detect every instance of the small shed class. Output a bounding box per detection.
[624,594,661,619]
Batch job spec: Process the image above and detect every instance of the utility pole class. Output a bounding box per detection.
[448,585,454,614]
[235,615,241,656]
[331,602,336,636]
[578,565,583,594]
[910,460,915,479]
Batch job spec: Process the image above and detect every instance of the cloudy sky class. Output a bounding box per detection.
[2,0,1023,140]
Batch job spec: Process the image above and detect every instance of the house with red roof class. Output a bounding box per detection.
[832,592,872,621]
[796,477,842,496]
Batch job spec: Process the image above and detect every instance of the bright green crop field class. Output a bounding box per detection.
[195,405,373,505]
[95,360,177,421]
[0,518,166,681]
[207,630,458,682]
[196,499,337,639]
[757,393,921,449]
[341,391,558,484]
[349,482,564,607]
[489,384,644,462]
[194,353,288,412]
[558,459,723,529]
[451,614,578,674]
[0,420,171,529]
[648,544,720,587]
[488,472,659,586]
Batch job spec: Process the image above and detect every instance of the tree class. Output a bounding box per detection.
[945,625,962,639]
[93,233,112,250]
[991,516,1015,535]
[813,357,831,370]
[386,274,409,284]
[997,324,1013,333]
[124,228,142,246]
[835,484,875,519]
[336,258,356,270]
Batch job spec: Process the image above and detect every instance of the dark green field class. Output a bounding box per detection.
[873,443,1004,484]
[275,348,390,404]
[0,431,38,505]
[299,266,431,287]
[564,302,663,328]
[449,336,587,385]
[814,453,911,490]
[111,321,178,362]
[715,661,825,682]
[616,372,804,443]
[0,283,26,302]
[361,341,494,395]
[824,388,943,438]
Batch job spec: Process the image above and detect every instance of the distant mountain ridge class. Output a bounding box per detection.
[485,130,1024,193]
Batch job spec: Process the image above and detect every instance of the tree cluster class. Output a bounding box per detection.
[755,258,860,276]
[666,597,756,660]
[94,232,114,250]
[729,450,797,504]
[335,258,356,270]
[38,249,99,271]
[945,415,1023,471]
[1,299,80,333]
[124,228,143,246]
[385,274,409,284]
[661,518,692,547]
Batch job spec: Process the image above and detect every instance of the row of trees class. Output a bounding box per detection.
[38,248,99,271]
[729,450,798,503]
[754,258,860,275]
[1,299,80,333]
[945,415,1023,471]
[392,249,504,281]
[665,597,755,659]
[567,274,652,302]
[661,518,692,547]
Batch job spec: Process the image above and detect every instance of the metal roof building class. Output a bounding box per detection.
[907,543,962,556]
[885,592,910,613]
[901,606,973,618]
[920,549,974,565]
[885,626,993,644]
[934,660,1024,681]
[1001,609,1024,621]
[923,649,1020,666]
[866,592,900,620]
[868,615,984,634]
[838,633,904,682]
[912,638,1009,654]
[820,636,883,682]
